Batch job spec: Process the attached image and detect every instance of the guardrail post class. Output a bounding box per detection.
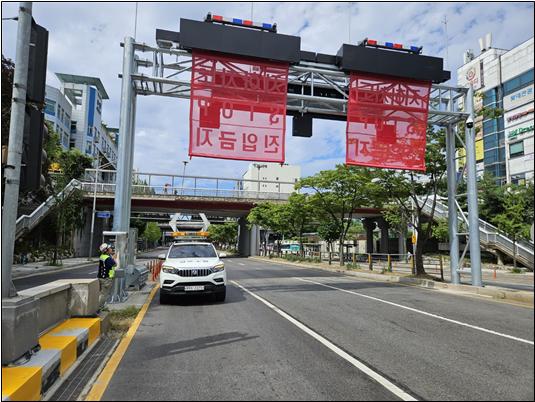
[387,254,392,272]
[368,254,373,271]
[352,252,356,265]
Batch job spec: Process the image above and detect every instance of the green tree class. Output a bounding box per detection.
[492,185,532,269]
[208,221,238,249]
[316,219,341,265]
[372,127,447,275]
[44,124,93,264]
[298,165,377,266]
[281,193,315,256]
[143,222,162,246]
[247,202,294,256]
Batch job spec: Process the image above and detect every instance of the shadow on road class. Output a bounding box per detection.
[144,331,259,360]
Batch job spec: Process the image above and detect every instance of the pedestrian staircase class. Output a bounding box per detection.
[15,179,81,240]
[419,196,534,270]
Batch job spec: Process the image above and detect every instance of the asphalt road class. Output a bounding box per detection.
[100,257,534,401]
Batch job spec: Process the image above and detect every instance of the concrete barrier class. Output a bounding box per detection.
[18,283,71,335]
[2,279,102,401]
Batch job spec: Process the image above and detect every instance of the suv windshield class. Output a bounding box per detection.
[168,244,217,258]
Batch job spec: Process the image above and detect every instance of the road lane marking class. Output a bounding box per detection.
[237,262,245,266]
[231,280,418,401]
[85,284,159,401]
[89,271,98,274]
[296,277,534,346]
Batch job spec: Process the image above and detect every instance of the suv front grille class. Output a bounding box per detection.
[176,268,213,277]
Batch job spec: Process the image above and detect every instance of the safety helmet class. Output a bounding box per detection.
[99,243,110,253]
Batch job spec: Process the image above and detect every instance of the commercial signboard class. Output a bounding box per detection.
[503,84,534,111]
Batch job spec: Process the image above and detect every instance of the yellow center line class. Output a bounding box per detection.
[85,285,159,401]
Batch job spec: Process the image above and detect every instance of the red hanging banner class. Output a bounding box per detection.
[189,50,289,163]
[346,73,431,171]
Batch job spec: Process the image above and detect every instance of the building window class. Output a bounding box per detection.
[96,99,102,114]
[509,141,524,158]
[85,141,92,154]
[70,121,77,134]
[511,173,526,186]
[503,69,534,95]
[44,99,56,115]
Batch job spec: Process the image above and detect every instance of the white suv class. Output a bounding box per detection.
[158,242,227,304]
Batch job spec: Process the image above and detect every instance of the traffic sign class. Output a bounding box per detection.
[96,211,111,219]
[412,234,417,244]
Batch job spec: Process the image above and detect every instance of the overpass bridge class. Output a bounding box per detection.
[80,169,382,218]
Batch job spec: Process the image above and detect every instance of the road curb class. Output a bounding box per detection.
[250,257,534,307]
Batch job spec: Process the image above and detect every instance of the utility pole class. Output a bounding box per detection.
[181,160,188,194]
[2,2,33,299]
[464,86,483,286]
[88,154,100,260]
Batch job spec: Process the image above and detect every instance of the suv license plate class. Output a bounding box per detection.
[185,286,204,291]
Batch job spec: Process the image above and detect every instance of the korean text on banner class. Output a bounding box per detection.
[346,73,431,171]
[189,50,289,163]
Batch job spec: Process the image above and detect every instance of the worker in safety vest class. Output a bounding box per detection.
[97,243,116,309]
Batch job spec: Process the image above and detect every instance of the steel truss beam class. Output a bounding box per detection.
[128,41,468,127]
[115,38,481,286]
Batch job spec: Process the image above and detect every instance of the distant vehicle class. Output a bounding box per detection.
[158,241,226,304]
[280,244,300,255]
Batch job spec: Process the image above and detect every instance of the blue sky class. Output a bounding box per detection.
[2,2,534,181]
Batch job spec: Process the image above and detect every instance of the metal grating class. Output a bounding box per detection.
[48,336,118,401]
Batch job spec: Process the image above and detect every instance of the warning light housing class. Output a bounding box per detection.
[205,12,277,33]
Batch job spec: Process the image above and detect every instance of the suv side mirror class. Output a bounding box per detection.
[218,252,227,258]
[158,253,166,260]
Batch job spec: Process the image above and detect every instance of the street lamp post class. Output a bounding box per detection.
[181,160,188,195]
[88,155,114,260]
[253,163,267,194]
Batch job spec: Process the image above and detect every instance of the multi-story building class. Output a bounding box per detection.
[457,36,534,185]
[55,73,117,168]
[242,162,301,194]
[44,85,72,150]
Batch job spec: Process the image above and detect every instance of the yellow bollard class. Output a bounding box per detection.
[387,254,392,272]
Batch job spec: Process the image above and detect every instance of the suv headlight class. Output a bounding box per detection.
[212,263,225,272]
[162,266,177,274]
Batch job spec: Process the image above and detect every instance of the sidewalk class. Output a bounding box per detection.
[11,257,96,279]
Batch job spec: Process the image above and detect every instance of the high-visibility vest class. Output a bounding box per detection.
[99,254,116,278]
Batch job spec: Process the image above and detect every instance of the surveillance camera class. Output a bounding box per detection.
[466,116,474,129]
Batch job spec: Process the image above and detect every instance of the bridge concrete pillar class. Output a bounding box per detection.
[249,224,260,257]
[398,225,407,257]
[378,218,390,254]
[238,218,251,257]
[73,207,110,257]
[362,218,376,254]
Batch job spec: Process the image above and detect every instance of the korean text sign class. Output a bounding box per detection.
[346,73,431,171]
[189,50,289,163]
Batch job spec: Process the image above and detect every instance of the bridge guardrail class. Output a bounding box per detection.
[419,196,534,269]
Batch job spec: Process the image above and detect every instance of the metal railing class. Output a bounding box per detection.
[419,196,534,269]
[81,169,295,201]
[15,179,82,240]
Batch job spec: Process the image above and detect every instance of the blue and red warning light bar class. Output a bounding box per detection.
[359,38,422,55]
[205,12,277,33]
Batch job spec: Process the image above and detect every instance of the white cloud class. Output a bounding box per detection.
[1,1,533,181]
